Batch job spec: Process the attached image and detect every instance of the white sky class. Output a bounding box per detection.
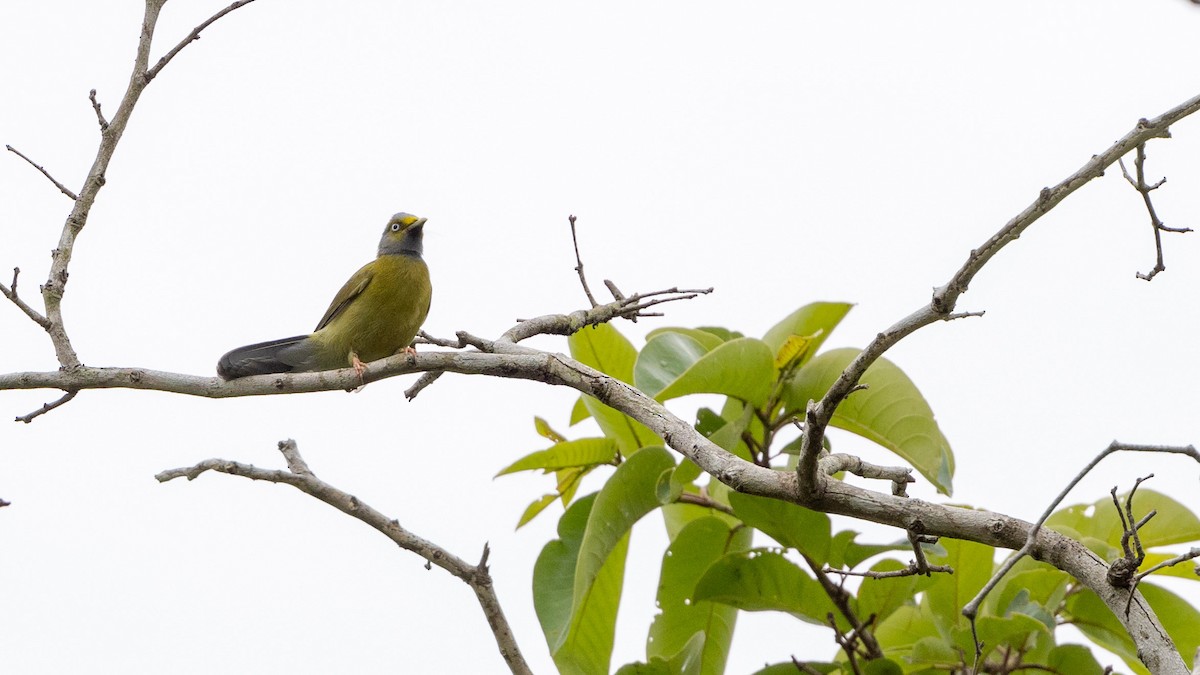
[3,2,1200,673]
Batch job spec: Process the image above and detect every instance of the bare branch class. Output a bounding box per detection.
[157,439,532,675]
[1118,144,1192,281]
[4,145,78,200]
[568,215,599,308]
[14,390,78,424]
[794,94,1200,501]
[145,1,259,82]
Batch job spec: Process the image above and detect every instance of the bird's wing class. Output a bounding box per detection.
[314,263,374,331]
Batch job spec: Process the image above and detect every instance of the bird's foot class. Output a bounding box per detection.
[350,352,368,389]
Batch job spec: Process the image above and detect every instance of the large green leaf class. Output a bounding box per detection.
[645,326,727,352]
[827,530,911,570]
[569,324,660,452]
[693,550,839,626]
[647,517,753,674]
[991,565,1070,627]
[728,490,831,565]
[762,302,854,363]
[924,539,995,634]
[873,604,940,654]
[634,336,775,408]
[1064,588,1145,674]
[496,438,619,476]
[783,348,954,495]
[634,332,713,397]
[559,446,675,673]
[534,493,630,675]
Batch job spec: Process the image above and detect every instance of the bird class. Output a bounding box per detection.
[217,212,432,381]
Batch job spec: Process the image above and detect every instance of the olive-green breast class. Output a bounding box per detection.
[305,253,431,370]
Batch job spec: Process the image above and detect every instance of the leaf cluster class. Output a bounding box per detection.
[498,303,1200,674]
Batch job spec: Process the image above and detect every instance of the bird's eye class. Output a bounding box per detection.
[390,222,402,232]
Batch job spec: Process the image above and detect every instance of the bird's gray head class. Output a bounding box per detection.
[378,212,427,257]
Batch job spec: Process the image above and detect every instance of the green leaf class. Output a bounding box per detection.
[728,490,831,565]
[693,550,839,626]
[857,559,921,626]
[570,396,592,425]
[634,332,712,397]
[924,538,995,633]
[974,612,1049,651]
[614,660,671,675]
[773,334,817,371]
[496,438,618,476]
[1067,580,1200,673]
[645,326,726,352]
[827,530,910,570]
[561,446,675,673]
[992,566,1069,627]
[1145,583,1200,670]
[517,493,559,529]
[534,416,567,442]
[909,635,959,665]
[647,517,753,674]
[783,348,954,495]
[752,663,840,675]
[1063,587,1145,674]
[1048,489,1200,551]
[1046,644,1105,675]
[695,326,744,342]
[569,324,660,453]
[533,494,597,653]
[557,466,587,505]
[873,604,940,653]
[534,492,633,675]
[636,336,775,408]
[761,301,854,360]
[861,659,904,675]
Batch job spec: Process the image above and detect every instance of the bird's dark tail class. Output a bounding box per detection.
[217,335,309,380]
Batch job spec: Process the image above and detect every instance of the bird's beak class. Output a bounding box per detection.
[414,217,428,228]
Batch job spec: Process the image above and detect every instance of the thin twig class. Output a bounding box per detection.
[145,0,259,81]
[1136,547,1200,581]
[14,390,78,423]
[4,145,78,200]
[88,89,109,131]
[156,439,532,675]
[1118,145,1192,281]
[568,215,598,308]
[0,268,51,329]
[823,561,952,579]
